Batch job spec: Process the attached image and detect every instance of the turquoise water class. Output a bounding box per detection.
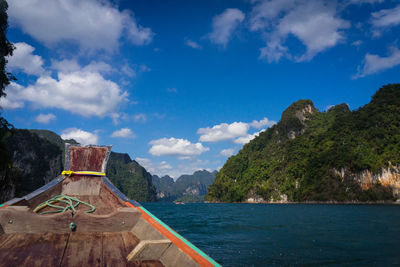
[142,203,400,266]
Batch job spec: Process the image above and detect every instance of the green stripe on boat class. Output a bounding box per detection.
[140,206,221,267]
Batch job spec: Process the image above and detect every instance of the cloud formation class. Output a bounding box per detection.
[51,59,114,75]
[208,8,245,47]
[35,113,56,124]
[8,0,153,52]
[149,137,209,157]
[220,148,235,157]
[61,128,98,145]
[7,42,45,76]
[250,0,349,62]
[250,117,276,129]
[136,157,173,177]
[354,46,400,78]
[234,129,265,144]
[371,5,400,29]
[2,62,128,117]
[198,122,249,142]
[198,118,275,143]
[111,128,135,138]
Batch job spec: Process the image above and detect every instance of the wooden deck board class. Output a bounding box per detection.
[61,232,103,267]
[0,231,164,267]
[0,233,68,267]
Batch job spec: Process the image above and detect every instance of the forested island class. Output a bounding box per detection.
[206,84,400,203]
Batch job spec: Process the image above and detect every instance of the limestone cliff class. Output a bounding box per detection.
[1,129,63,202]
[207,84,400,203]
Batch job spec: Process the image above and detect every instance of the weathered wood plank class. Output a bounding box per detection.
[0,233,68,267]
[126,239,171,262]
[0,206,73,234]
[102,232,128,267]
[61,232,102,267]
[0,206,140,233]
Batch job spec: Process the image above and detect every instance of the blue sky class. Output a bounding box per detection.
[1,0,399,178]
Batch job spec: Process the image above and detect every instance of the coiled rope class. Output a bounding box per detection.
[33,195,96,215]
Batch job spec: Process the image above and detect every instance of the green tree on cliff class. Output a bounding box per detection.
[0,0,14,97]
[0,0,15,200]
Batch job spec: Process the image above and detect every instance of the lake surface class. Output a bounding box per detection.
[142,203,400,266]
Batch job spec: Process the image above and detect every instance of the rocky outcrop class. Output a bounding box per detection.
[106,152,157,202]
[207,84,400,203]
[334,166,400,198]
[0,129,158,203]
[1,129,63,201]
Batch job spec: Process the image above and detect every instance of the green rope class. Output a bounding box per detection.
[33,195,95,215]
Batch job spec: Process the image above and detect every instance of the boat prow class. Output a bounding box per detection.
[0,144,220,267]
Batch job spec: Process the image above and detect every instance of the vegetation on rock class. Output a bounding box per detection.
[106,152,157,202]
[206,84,400,202]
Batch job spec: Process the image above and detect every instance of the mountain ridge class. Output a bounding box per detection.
[152,170,217,202]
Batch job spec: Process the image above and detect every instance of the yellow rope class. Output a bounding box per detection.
[61,170,106,176]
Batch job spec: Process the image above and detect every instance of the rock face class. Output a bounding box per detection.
[0,129,158,203]
[152,170,217,202]
[207,84,400,203]
[0,129,63,202]
[334,167,400,198]
[106,152,157,202]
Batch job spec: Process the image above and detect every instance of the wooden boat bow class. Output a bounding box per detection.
[0,144,220,267]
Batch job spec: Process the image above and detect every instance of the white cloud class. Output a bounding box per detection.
[111,128,135,138]
[354,46,400,78]
[371,5,400,29]
[198,117,275,143]
[149,137,209,157]
[185,39,202,49]
[61,128,98,145]
[250,0,350,62]
[234,129,265,145]
[2,63,128,117]
[0,83,24,109]
[198,122,249,142]
[220,148,235,157]
[133,113,147,122]
[136,157,173,177]
[208,8,245,47]
[250,117,276,129]
[7,42,45,76]
[51,59,113,74]
[35,113,56,124]
[8,0,153,52]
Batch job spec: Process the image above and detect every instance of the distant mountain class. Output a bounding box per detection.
[0,129,157,203]
[152,170,217,202]
[207,84,400,203]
